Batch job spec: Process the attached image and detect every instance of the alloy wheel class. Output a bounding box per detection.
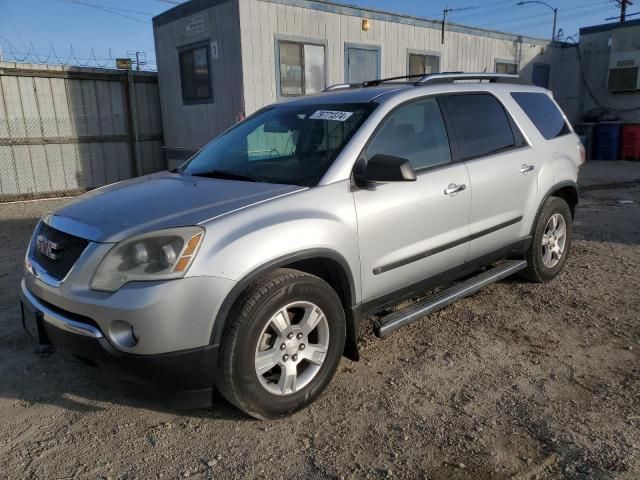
[541,213,567,268]
[254,301,330,395]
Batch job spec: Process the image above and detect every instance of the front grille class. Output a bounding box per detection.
[32,223,89,281]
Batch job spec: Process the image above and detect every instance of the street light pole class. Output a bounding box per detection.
[516,1,558,41]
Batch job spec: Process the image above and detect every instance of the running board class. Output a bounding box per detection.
[373,260,527,338]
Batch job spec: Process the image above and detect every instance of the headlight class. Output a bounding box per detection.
[91,226,204,292]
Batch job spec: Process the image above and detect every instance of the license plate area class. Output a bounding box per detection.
[21,301,48,345]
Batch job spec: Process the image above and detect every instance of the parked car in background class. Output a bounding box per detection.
[21,73,584,419]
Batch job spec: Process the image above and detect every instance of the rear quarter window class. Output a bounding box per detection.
[511,92,571,140]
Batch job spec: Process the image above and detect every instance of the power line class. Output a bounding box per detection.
[453,2,539,22]
[421,0,513,20]
[62,1,154,16]
[54,0,151,24]
[476,3,613,29]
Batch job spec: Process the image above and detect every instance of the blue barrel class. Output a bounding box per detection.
[593,123,622,160]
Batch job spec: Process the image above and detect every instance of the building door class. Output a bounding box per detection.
[532,63,550,88]
[346,45,380,84]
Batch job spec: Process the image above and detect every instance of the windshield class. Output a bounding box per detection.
[180,103,375,186]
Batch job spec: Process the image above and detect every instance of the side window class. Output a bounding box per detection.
[179,44,212,103]
[442,94,517,161]
[278,41,326,96]
[495,61,518,74]
[511,92,570,140]
[408,53,440,76]
[366,98,451,170]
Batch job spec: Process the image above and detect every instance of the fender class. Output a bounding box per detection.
[209,248,360,361]
[530,180,579,235]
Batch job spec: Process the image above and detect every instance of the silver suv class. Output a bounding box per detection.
[21,73,584,418]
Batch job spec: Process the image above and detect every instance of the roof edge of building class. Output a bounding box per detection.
[153,0,552,45]
[580,18,640,35]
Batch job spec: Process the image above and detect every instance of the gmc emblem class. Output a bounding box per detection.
[36,235,61,260]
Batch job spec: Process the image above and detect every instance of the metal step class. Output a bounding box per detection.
[373,260,527,338]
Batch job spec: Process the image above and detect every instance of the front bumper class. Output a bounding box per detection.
[20,281,219,393]
[23,271,236,355]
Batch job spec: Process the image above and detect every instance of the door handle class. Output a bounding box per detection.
[520,164,535,174]
[444,183,466,195]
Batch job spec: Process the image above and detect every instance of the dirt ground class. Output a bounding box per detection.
[0,161,639,480]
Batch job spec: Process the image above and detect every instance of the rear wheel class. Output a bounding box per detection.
[521,196,573,282]
[215,268,345,419]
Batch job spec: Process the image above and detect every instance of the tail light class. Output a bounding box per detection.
[578,143,586,164]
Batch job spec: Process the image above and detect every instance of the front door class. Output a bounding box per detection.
[346,45,380,84]
[353,97,471,302]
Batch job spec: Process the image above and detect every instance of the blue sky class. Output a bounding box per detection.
[0,0,632,70]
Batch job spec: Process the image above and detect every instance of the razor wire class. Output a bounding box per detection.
[0,38,157,71]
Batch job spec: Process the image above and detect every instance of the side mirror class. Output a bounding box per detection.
[354,154,417,184]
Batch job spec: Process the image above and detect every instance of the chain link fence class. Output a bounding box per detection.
[0,62,164,202]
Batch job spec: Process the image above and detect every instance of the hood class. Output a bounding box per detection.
[49,172,305,242]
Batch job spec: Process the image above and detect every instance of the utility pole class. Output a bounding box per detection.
[441,6,474,44]
[441,8,449,45]
[614,0,634,21]
[127,51,147,71]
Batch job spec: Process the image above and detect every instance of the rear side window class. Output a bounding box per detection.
[442,94,517,161]
[511,92,570,140]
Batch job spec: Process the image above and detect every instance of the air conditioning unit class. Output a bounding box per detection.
[607,35,640,92]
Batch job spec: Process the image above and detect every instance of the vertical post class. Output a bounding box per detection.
[123,70,140,177]
[552,8,557,40]
[441,9,448,45]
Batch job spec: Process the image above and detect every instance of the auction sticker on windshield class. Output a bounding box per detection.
[309,110,354,122]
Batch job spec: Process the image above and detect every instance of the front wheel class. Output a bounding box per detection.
[521,196,573,282]
[215,268,345,419]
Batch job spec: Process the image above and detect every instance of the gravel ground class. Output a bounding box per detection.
[0,161,639,480]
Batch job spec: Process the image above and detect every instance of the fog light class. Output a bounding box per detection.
[109,320,138,348]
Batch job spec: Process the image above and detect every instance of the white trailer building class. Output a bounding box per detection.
[153,0,568,167]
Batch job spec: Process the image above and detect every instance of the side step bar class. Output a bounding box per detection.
[373,260,527,338]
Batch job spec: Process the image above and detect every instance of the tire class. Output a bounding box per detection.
[215,268,345,419]
[520,196,573,282]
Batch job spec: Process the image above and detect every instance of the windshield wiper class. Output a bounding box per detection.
[188,169,260,182]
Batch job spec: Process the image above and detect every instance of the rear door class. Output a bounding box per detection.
[346,45,380,84]
[440,93,537,261]
[353,97,471,302]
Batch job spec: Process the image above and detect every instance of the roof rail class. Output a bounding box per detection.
[324,83,358,91]
[414,73,530,86]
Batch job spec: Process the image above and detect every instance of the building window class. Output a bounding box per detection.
[278,41,325,96]
[608,67,639,91]
[179,43,212,103]
[495,61,518,74]
[408,53,440,77]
